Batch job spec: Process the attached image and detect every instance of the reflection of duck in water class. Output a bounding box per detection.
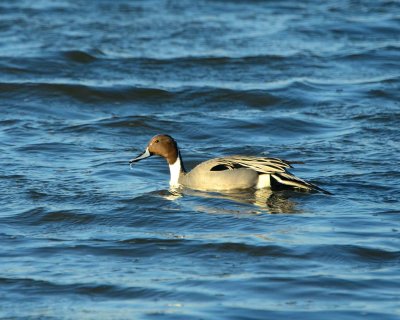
[174,188,300,214]
[130,134,330,195]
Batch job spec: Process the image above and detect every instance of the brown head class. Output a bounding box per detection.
[129,134,179,165]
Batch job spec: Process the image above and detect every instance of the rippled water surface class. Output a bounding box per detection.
[1,1,400,319]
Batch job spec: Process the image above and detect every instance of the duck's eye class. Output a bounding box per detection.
[155,139,159,143]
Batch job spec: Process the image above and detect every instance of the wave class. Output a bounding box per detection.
[7,207,95,226]
[4,43,398,67]
[0,81,283,107]
[0,277,210,300]
[0,81,173,102]
[62,50,100,63]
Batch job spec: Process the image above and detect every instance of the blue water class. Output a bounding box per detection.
[1,1,399,319]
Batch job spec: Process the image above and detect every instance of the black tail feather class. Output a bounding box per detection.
[270,173,332,195]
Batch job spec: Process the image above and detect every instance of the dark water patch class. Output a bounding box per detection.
[95,115,174,130]
[7,207,95,227]
[376,209,400,215]
[16,142,82,154]
[62,50,99,63]
[0,277,211,301]
[1,81,285,110]
[190,87,282,108]
[26,189,48,200]
[347,245,400,264]
[119,237,186,246]
[0,119,22,127]
[311,244,400,266]
[199,242,295,258]
[38,210,95,225]
[0,82,174,104]
[0,174,26,181]
[124,53,291,68]
[24,237,310,262]
[367,89,400,101]
[28,239,191,259]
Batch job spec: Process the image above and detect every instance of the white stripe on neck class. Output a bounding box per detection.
[169,157,182,187]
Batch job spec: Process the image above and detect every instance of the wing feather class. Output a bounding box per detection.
[208,156,331,194]
[211,156,292,174]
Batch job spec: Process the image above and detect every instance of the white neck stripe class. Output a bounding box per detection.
[169,157,182,187]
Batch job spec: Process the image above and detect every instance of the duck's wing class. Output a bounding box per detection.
[209,156,331,194]
[209,156,292,174]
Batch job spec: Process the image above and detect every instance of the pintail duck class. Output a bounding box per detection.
[130,134,330,194]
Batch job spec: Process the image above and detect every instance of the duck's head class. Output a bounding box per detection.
[129,134,179,165]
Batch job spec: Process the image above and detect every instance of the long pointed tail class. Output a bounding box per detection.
[271,172,332,195]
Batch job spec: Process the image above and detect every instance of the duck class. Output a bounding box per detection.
[129,134,330,194]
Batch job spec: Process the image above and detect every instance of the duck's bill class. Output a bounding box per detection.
[129,148,151,163]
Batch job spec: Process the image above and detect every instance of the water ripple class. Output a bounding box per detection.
[1,0,400,319]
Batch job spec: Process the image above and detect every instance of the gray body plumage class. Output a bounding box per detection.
[179,159,259,190]
[177,156,326,192]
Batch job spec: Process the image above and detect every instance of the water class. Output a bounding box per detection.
[1,0,399,319]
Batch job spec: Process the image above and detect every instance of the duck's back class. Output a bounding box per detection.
[179,159,259,191]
